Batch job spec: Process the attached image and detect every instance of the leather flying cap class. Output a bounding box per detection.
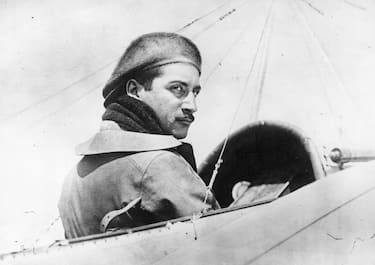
[102,32,202,106]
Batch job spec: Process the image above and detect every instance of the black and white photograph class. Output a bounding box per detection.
[1,0,375,264]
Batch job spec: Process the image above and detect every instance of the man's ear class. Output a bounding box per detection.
[126,79,143,99]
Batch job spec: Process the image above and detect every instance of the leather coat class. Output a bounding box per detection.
[58,121,219,239]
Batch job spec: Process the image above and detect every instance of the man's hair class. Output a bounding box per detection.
[105,66,162,105]
[128,67,162,91]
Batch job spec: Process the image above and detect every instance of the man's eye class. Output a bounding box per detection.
[193,88,200,97]
[170,85,186,97]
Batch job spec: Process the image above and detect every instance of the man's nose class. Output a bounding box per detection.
[182,92,197,113]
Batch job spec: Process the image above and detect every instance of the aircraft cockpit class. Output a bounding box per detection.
[199,120,326,208]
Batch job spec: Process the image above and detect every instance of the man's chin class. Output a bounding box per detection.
[171,128,189,139]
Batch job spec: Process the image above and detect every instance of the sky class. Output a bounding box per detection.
[1,0,375,253]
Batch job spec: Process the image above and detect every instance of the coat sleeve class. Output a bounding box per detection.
[139,151,220,221]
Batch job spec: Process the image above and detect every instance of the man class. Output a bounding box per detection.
[58,32,220,239]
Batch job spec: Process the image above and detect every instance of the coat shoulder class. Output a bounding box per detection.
[128,150,185,172]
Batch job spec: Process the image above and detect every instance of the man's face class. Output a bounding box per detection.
[138,63,201,139]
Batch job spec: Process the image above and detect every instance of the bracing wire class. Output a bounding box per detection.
[292,0,370,139]
[0,59,118,123]
[176,0,236,33]
[249,11,274,122]
[191,0,253,40]
[26,82,105,130]
[291,0,342,134]
[203,0,275,205]
[203,6,257,85]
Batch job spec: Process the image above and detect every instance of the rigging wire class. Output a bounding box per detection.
[176,0,236,33]
[249,10,274,122]
[294,0,375,140]
[191,0,253,40]
[203,0,275,204]
[0,59,117,123]
[292,0,344,138]
[298,0,375,142]
[202,7,257,85]
[26,82,105,130]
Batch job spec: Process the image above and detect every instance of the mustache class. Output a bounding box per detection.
[176,114,195,122]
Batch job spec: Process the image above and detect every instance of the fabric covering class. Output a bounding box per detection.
[58,96,218,238]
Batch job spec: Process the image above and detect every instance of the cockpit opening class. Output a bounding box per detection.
[199,120,326,207]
